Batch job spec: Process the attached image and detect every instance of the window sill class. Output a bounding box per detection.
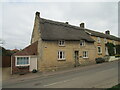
[59,45,65,47]
[83,57,89,59]
[80,45,85,47]
[58,59,66,61]
[16,65,29,69]
[16,64,30,67]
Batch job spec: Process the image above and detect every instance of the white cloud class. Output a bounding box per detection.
[1,2,119,49]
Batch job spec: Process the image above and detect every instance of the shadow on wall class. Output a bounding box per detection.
[2,67,11,81]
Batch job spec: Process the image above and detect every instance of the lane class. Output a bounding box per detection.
[42,67,117,88]
[3,61,118,88]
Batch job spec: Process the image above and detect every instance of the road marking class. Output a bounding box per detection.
[43,79,73,87]
[43,78,79,87]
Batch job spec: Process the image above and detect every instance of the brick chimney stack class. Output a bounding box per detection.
[80,23,85,28]
[65,22,69,24]
[35,12,40,17]
[105,30,110,35]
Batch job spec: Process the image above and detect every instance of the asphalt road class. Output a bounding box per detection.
[3,61,119,88]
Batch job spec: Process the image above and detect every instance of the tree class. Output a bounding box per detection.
[106,42,115,56]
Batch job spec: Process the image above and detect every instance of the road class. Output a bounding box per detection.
[2,61,119,88]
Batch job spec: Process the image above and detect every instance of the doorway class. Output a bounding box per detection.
[74,51,80,67]
[30,57,37,71]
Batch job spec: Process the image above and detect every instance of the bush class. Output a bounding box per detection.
[32,69,37,73]
[95,57,105,64]
[107,84,120,90]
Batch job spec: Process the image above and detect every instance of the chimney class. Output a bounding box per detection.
[105,30,110,35]
[80,23,85,28]
[65,22,69,24]
[35,11,40,17]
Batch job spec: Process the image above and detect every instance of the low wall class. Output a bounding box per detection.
[108,56,120,62]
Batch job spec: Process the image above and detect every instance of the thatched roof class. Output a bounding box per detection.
[85,29,120,41]
[39,18,95,42]
[37,17,119,42]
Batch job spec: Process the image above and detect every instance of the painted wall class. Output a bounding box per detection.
[30,56,37,71]
[91,35,120,58]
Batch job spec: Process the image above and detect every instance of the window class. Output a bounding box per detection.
[58,40,65,46]
[98,46,102,54]
[83,51,88,58]
[113,40,115,45]
[16,56,30,66]
[104,38,107,43]
[97,37,101,43]
[114,47,116,54]
[58,51,65,60]
[105,46,108,55]
[80,40,85,46]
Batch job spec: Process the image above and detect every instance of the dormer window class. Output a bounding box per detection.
[97,37,101,43]
[80,40,85,46]
[58,40,65,46]
[104,38,107,43]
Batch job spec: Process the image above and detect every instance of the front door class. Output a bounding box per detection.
[30,57,37,71]
[74,51,80,67]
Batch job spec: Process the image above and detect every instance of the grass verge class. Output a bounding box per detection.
[107,84,120,90]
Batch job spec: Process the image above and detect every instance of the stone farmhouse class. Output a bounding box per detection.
[11,12,120,74]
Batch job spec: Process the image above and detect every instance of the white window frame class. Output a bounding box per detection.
[97,37,101,43]
[104,38,107,43]
[97,46,102,54]
[113,40,115,45]
[15,56,30,66]
[83,51,88,58]
[80,40,85,46]
[114,47,116,54]
[58,51,65,60]
[58,40,65,46]
[105,46,108,55]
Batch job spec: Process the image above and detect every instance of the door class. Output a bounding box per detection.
[74,51,80,67]
[30,57,37,71]
[105,46,109,55]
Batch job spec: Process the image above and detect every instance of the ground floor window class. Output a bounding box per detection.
[114,47,116,54]
[98,46,102,54]
[58,51,65,60]
[83,51,88,58]
[105,46,108,55]
[16,56,30,66]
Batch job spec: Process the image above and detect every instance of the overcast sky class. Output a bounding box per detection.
[0,1,119,49]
